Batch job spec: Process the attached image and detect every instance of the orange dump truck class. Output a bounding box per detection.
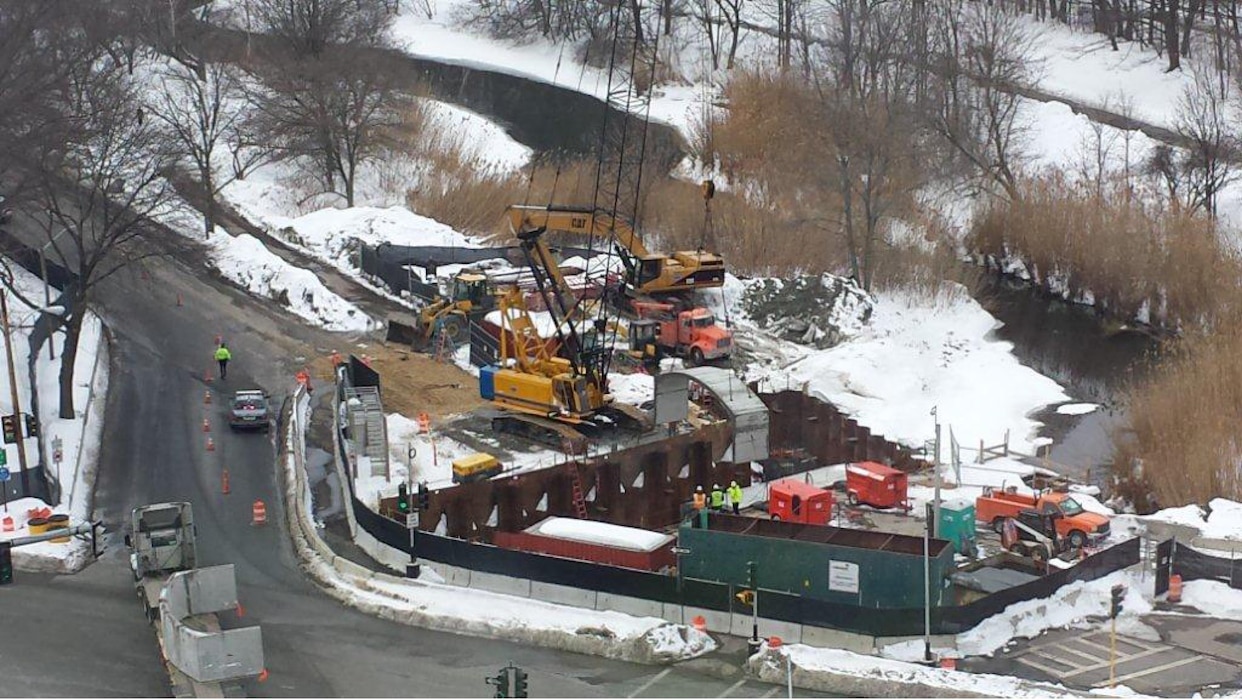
[975,488,1110,549]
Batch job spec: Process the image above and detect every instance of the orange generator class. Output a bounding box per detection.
[846,461,910,510]
[768,479,834,525]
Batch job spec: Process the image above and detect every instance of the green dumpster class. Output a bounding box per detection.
[937,500,977,555]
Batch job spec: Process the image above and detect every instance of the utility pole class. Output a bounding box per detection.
[0,291,30,496]
[931,406,941,538]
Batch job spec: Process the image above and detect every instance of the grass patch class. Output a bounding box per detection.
[969,173,1236,329]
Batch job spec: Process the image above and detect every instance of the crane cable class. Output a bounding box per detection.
[600,2,664,380]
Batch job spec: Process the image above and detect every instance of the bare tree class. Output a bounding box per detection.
[242,0,393,58]
[243,0,413,206]
[249,53,411,206]
[713,0,746,69]
[1145,143,1184,210]
[1176,67,1238,216]
[149,61,260,237]
[1077,96,1119,197]
[924,1,1035,201]
[812,0,921,291]
[21,59,177,419]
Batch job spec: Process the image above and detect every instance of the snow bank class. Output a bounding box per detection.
[531,517,670,552]
[1181,579,1242,620]
[746,284,1069,463]
[957,571,1151,658]
[1139,498,1242,545]
[0,261,109,573]
[206,232,372,332]
[748,644,1083,698]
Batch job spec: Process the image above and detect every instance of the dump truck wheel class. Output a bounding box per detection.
[689,347,705,367]
[847,492,859,506]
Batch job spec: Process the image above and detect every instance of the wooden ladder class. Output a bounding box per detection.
[569,465,588,519]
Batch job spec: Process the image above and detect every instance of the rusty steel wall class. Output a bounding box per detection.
[760,390,931,472]
[383,421,748,539]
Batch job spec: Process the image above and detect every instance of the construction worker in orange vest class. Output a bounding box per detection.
[692,485,706,511]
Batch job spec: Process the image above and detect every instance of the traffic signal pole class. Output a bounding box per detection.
[0,292,30,496]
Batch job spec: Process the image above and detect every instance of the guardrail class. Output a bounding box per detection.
[159,564,264,684]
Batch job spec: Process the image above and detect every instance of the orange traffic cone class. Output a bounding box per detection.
[204,367,213,383]
[221,469,230,495]
[692,615,707,632]
[236,600,245,618]
[257,669,268,683]
[202,418,211,433]
[204,390,212,405]
[206,436,215,452]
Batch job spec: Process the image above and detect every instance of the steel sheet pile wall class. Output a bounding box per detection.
[381,427,743,537]
[760,390,932,471]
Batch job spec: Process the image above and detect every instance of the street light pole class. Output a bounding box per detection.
[0,291,30,497]
[923,517,932,662]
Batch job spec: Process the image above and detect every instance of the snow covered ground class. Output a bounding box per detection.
[0,262,108,572]
[741,281,1070,464]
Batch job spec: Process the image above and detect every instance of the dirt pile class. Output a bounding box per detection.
[741,274,872,349]
[309,342,483,419]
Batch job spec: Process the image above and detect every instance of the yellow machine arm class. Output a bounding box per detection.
[505,204,652,260]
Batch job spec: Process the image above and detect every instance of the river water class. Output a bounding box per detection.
[976,276,1161,481]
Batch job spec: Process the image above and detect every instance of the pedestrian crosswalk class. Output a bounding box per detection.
[1013,630,1204,688]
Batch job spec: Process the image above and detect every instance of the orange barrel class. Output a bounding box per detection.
[27,517,49,535]
[47,514,70,543]
[1169,574,1183,603]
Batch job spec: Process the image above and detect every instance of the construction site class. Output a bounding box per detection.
[312,185,1142,649]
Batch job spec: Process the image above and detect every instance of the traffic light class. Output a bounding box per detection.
[0,542,12,585]
[735,589,755,607]
[397,482,410,514]
[485,667,511,698]
[1,414,18,444]
[513,667,528,698]
[1110,584,1126,619]
[23,414,37,439]
[417,482,430,511]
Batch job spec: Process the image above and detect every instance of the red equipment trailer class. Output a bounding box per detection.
[767,479,834,525]
[845,462,910,510]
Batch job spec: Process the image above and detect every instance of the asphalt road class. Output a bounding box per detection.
[0,226,812,697]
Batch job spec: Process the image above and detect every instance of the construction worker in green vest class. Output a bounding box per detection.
[710,484,725,511]
[215,342,232,380]
[727,481,744,515]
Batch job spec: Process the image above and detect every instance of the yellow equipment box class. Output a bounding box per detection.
[452,453,502,484]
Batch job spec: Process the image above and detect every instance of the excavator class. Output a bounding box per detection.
[504,204,726,300]
[481,226,650,451]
